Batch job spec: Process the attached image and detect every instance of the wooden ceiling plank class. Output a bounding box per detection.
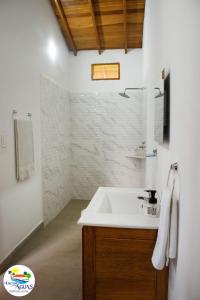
[88,0,101,54]
[54,0,77,55]
[123,0,128,53]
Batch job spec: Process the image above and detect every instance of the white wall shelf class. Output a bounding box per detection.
[125,154,146,159]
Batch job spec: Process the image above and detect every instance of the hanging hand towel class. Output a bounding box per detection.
[152,167,179,270]
[151,185,174,270]
[14,119,34,181]
[168,173,179,260]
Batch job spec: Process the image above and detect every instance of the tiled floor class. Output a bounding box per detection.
[0,200,89,300]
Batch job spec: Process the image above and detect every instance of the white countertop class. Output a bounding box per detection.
[78,187,159,230]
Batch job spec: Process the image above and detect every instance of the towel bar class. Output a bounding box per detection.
[12,110,32,118]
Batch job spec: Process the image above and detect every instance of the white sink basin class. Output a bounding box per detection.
[98,190,141,214]
[78,187,159,229]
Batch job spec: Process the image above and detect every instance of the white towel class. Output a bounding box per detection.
[169,173,179,260]
[152,170,179,270]
[14,119,34,181]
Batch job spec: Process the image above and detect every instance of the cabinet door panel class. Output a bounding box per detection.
[82,226,168,300]
[96,238,156,281]
[95,238,156,300]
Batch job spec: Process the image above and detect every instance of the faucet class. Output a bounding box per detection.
[146,149,157,157]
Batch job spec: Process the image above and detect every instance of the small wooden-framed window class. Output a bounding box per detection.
[91,63,120,80]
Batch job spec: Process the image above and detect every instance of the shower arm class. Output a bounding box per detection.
[124,88,144,92]
[118,87,145,98]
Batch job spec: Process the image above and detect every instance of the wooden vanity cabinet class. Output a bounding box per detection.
[82,226,168,300]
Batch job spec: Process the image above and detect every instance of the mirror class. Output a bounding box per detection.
[154,73,170,144]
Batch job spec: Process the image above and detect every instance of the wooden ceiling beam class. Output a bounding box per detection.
[54,0,77,56]
[88,0,101,55]
[123,0,128,54]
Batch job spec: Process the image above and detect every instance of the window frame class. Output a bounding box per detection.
[91,63,120,80]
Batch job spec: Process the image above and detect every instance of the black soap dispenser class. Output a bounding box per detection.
[145,190,157,204]
[144,190,159,217]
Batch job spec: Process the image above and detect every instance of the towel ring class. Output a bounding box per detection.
[171,162,178,171]
[167,162,178,186]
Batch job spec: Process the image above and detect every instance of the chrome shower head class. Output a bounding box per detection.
[118,92,130,99]
[154,88,164,98]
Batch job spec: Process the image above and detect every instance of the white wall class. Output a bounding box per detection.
[143,1,200,299]
[69,49,143,92]
[0,0,69,262]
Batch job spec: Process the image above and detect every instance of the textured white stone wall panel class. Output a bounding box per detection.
[70,92,145,200]
[40,77,71,224]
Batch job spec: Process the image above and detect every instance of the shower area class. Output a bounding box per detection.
[71,90,146,199]
[40,76,146,224]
